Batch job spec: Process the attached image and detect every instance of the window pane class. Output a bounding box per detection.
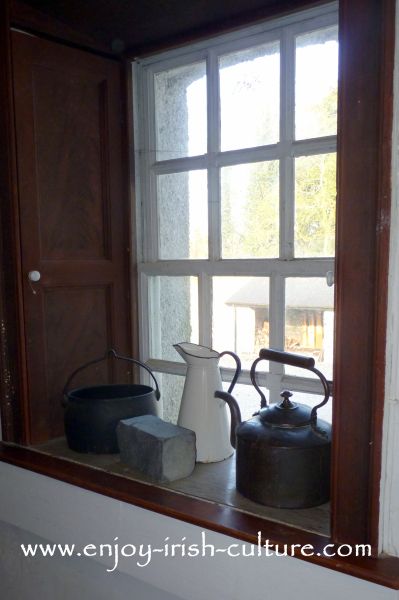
[154,62,206,161]
[291,392,332,424]
[219,42,280,151]
[295,26,338,140]
[285,277,334,380]
[222,381,264,421]
[213,276,269,371]
[221,161,279,258]
[149,276,198,361]
[295,153,336,257]
[158,170,208,259]
[157,372,185,425]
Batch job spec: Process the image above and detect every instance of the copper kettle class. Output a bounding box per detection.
[215,348,331,509]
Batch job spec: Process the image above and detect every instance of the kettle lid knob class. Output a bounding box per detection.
[279,390,294,409]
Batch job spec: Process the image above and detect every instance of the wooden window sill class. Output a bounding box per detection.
[31,436,331,537]
[1,441,399,590]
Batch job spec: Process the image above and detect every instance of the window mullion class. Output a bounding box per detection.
[198,273,212,347]
[280,28,295,260]
[268,273,285,402]
[208,166,221,261]
[207,50,221,261]
[146,67,159,262]
[138,273,151,363]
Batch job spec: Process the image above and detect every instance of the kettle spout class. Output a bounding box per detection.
[214,391,242,449]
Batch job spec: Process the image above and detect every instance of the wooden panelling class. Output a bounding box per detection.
[43,286,112,439]
[12,0,325,58]
[11,30,131,444]
[0,1,28,443]
[32,66,110,260]
[11,0,115,56]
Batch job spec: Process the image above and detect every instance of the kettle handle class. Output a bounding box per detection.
[62,348,161,406]
[219,351,241,393]
[259,348,316,369]
[250,348,330,421]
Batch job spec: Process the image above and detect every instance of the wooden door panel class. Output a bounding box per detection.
[12,31,131,444]
[33,65,110,260]
[43,286,112,439]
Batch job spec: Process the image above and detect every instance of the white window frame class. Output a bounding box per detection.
[133,2,338,407]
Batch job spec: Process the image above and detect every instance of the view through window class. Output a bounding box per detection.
[134,3,338,425]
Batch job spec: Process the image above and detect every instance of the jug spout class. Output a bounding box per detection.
[173,342,219,365]
[214,391,242,449]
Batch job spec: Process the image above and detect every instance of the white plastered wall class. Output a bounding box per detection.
[0,461,398,600]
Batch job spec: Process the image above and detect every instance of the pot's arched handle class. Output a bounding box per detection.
[219,351,241,393]
[62,349,160,406]
[251,348,330,419]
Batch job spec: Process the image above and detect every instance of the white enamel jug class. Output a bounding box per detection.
[174,342,241,463]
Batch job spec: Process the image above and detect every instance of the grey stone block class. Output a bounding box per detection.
[116,415,196,483]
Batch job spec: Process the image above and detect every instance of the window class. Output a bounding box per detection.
[1,0,395,575]
[134,4,338,422]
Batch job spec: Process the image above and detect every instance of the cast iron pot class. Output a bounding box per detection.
[63,349,160,454]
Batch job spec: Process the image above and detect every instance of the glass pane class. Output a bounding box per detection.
[295,26,338,140]
[149,276,198,361]
[219,42,280,151]
[295,153,336,257]
[154,62,206,161]
[222,381,264,421]
[291,392,332,424]
[285,277,334,380]
[213,276,269,371]
[157,372,185,425]
[158,170,208,259]
[221,161,279,258]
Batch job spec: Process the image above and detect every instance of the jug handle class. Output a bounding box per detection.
[219,351,241,393]
[62,348,161,406]
[215,390,242,449]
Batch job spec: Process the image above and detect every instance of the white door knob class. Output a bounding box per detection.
[28,270,41,282]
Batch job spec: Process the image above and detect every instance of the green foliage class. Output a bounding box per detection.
[243,161,279,257]
[221,88,337,258]
[221,174,241,257]
[295,153,336,257]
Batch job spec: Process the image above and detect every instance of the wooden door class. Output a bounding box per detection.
[12,31,132,444]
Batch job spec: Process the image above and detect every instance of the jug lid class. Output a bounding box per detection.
[259,390,313,428]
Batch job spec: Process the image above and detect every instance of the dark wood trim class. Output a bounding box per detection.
[369,0,396,553]
[0,0,28,444]
[1,442,399,589]
[122,60,139,370]
[331,0,395,548]
[10,0,118,59]
[125,0,328,59]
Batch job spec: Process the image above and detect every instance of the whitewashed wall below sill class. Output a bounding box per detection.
[0,462,397,600]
